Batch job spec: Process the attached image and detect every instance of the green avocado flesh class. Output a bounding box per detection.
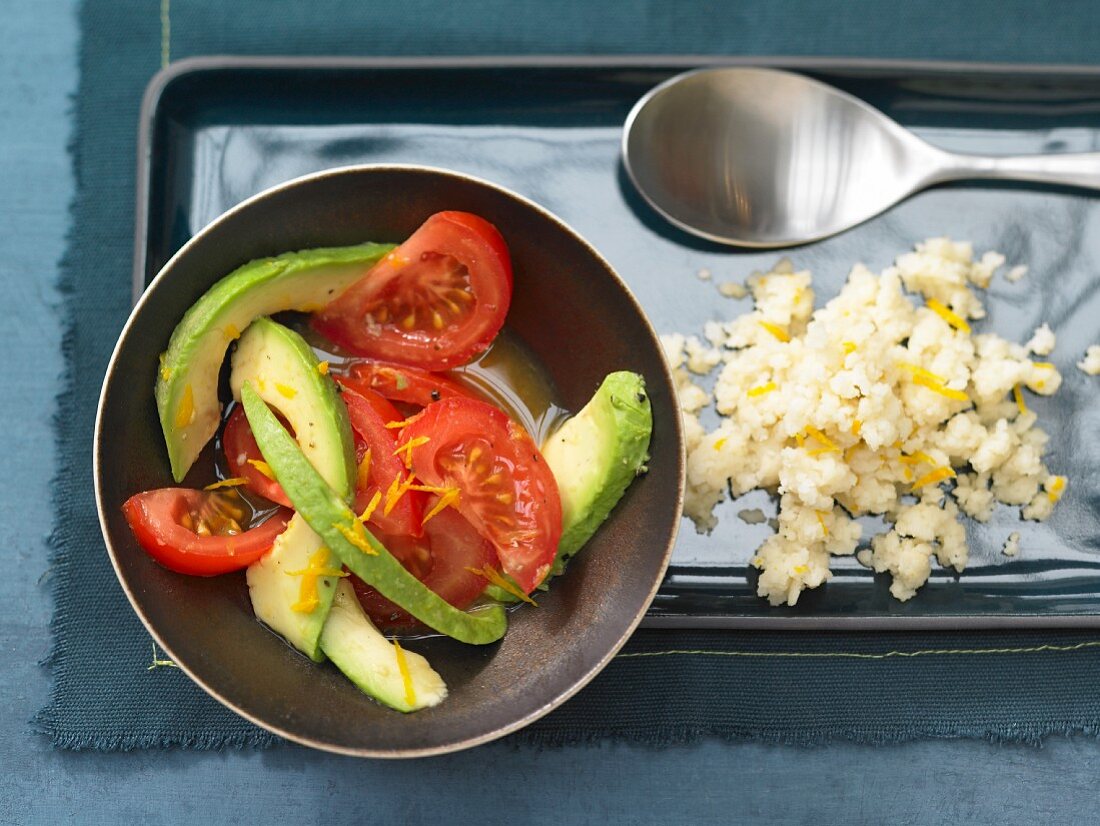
[541,371,652,574]
[246,514,333,662]
[241,382,508,646]
[156,241,394,482]
[232,319,356,662]
[320,579,447,712]
[230,317,356,497]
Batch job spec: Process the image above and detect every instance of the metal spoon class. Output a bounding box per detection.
[622,67,1100,248]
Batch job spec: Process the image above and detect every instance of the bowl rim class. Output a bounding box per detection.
[94,162,686,757]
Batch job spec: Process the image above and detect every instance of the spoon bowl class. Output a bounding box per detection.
[623,67,1100,248]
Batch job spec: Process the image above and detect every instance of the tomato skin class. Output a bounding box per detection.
[334,375,404,423]
[313,211,512,370]
[399,397,562,593]
[122,488,290,576]
[337,380,424,537]
[346,360,483,408]
[351,505,498,630]
[222,405,293,507]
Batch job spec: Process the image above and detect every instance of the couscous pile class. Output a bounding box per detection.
[665,239,1070,605]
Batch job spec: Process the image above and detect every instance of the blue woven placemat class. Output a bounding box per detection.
[34,0,1100,750]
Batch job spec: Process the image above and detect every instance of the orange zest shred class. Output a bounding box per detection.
[911,373,970,402]
[898,362,945,383]
[757,320,790,343]
[384,417,416,430]
[335,520,378,556]
[747,381,777,398]
[841,341,856,354]
[287,547,347,613]
[383,474,419,517]
[317,361,330,376]
[816,511,829,537]
[408,486,461,526]
[794,432,805,448]
[357,489,382,524]
[394,436,430,469]
[1013,383,1028,416]
[247,458,276,480]
[357,448,373,491]
[926,298,971,334]
[1047,476,1066,502]
[174,384,195,428]
[1032,362,1055,370]
[467,565,538,606]
[850,419,862,436]
[713,437,728,452]
[912,466,956,489]
[391,639,417,708]
[898,450,935,466]
[203,477,248,491]
[805,426,838,452]
[793,564,809,575]
[383,476,403,515]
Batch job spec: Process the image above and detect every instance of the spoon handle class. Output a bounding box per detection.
[937,151,1100,191]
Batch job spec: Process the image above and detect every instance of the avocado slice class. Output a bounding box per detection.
[246,515,334,661]
[241,382,508,645]
[156,241,394,482]
[229,317,355,496]
[320,579,447,712]
[231,318,356,661]
[541,371,652,573]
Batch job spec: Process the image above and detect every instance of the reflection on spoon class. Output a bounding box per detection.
[623,67,1100,248]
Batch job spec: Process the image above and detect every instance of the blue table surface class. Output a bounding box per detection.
[4,3,1100,824]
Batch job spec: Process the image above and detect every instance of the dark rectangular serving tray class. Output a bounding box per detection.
[136,55,1100,629]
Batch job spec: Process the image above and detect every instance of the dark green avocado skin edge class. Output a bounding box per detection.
[242,382,508,645]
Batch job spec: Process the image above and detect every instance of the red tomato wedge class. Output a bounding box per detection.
[335,375,404,423]
[347,360,483,408]
[351,504,498,630]
[398,397,562,593]
[337,379,424,537]
[122,488,290,576]
[313,211,512,370]
[222,405,293,507]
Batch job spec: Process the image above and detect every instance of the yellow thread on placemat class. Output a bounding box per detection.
[147,641,178,670]
[160,0,171,68]
[614,640,1100,661]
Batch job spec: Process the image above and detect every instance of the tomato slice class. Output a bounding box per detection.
[338,379,424,537]
[334,375,406,422]
[399,397,562,593]
[346,360,483,408]
[222,404,293,507]
[313,211,512,370]
[350,504,498,630]
[122,488,290,576]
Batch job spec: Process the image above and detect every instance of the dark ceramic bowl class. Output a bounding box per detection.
[95,164,684,756]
